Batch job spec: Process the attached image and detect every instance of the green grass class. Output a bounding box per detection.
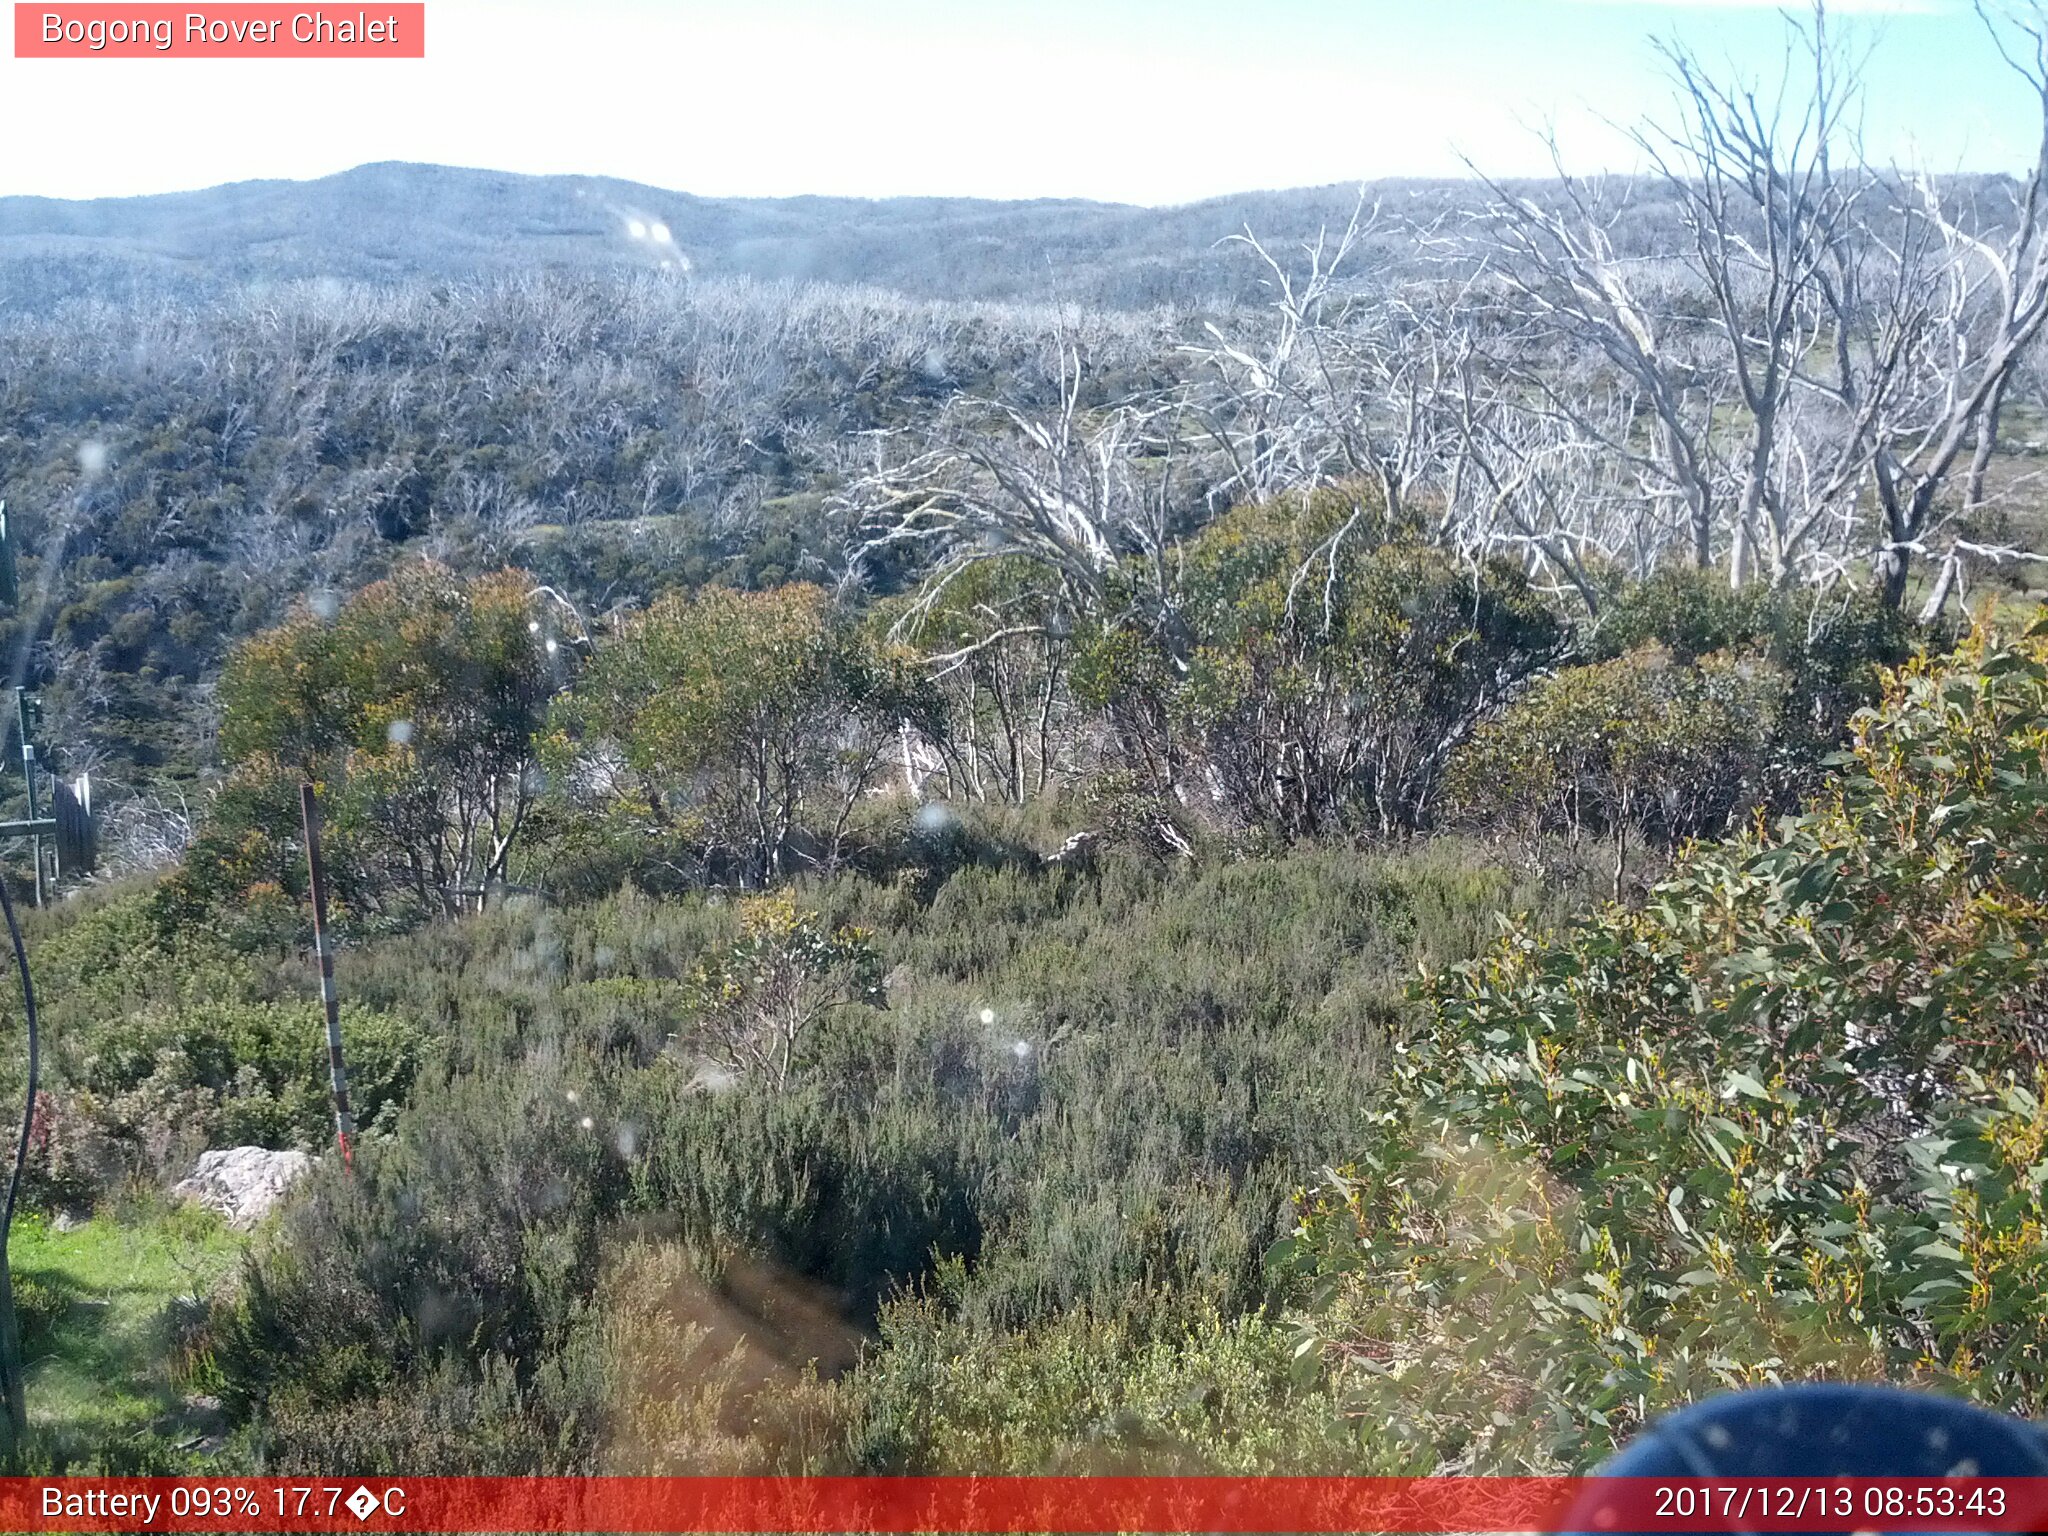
[8,1205,244,1472]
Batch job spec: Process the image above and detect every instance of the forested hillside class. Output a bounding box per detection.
[5,1,2048,1480]
[0,164,1474,310]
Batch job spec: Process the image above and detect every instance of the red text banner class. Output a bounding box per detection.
[14,5,424,57]
[3,1476,2048,1533]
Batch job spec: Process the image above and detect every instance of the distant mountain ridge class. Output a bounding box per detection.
[0,160,1469,310]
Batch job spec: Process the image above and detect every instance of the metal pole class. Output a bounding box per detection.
[13,694,38,911]
[299,783,354,1170]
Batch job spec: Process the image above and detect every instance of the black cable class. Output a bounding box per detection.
[0,872,34,1244]
[0,870,35,1462]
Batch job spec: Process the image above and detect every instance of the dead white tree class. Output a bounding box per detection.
[1473,156,1736,578]
[1468,3,2048,608]
[1438,350,1654,611]
[1182,197,1459,525]
[1862,2,2048,615]
[844,342,1195,650]
[1641,13,1874,588]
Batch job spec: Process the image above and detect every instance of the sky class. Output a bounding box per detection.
[0,0,2033,205]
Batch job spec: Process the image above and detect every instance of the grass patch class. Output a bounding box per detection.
[9,1204,244,1472]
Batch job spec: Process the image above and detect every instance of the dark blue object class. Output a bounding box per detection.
[1556,1384,2048,1534]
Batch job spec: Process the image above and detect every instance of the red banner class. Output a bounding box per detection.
[3,1476,2048,1533]
[14,5,424,58]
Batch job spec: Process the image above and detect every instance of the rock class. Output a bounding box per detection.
[1044,829,1099,865]
[172,1147,313,1229]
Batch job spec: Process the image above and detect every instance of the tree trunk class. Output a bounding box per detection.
[1918,553,1961,626]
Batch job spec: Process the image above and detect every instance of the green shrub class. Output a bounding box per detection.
[679,890,882,1089]
[213,840,1595,1473]
[79,999,429,1170]
[1589,568,1912,766]
[545,583,942,885]
[1111,492,1564,838]
[845,1297,1359,1473]
[1449,644,1786,884]
[0,887,431,1205]
[1279,614,2048,1473]
[217,1065,628,1429]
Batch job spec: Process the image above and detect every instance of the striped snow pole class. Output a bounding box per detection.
[299,782,355,1170]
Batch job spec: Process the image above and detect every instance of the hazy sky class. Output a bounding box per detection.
[0,0,2030,204]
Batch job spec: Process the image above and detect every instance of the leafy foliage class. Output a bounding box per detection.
[682,891,883,1088]
[1080,490,1564,838]
[1589,569,1915,770]
[888,558,1073,805]
[198,839,1592,1472]
[1450,644,1786,886]
[547,584,940,885]
[204,563,553,921]
[1277,616,2048,1472]
[77,999,425,1164]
